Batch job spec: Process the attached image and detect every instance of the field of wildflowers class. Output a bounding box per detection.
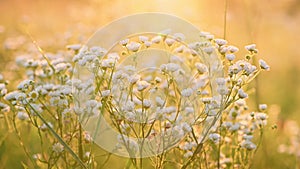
[0,0,300,169]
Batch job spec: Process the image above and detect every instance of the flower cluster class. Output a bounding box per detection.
[71,30,270,168]
[0,29,270,169]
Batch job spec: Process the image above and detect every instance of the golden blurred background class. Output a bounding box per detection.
[1,0,300,168]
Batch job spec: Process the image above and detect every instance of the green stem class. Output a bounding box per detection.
[27,102,87,169]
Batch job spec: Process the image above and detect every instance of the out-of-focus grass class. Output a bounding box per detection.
[1,0,300,168]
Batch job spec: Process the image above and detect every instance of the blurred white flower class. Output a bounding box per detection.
[228,45,239,53]
[215,39,227,46]
[126,42,141,52]
[136,80,150,91]
[259,59,270,71]
[155,96,164,107]
[143,99,152,108]
[203,46,214,54]
[165,38,175,46]
[119,39,129,46]
[17,112,29,121]
[238,89,248,99]
[52,143,64,153]
[174,33,185,41]
[181,88,193,97]
[101,90,110,97]
[184,151,193,158]
[259,104,268,111]
[245,44,258,53]
[226,53,235,61]
[17,79,34,90]
[139,36,148,43]
[209,133,221,144]
[40,122,53,131]
[195,62,208,74]
[241,140,256,150]
[151,36,162,43]
[129,74,140,84]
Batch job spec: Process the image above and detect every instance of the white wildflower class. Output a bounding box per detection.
[126,42,141,52]
[40,122,53,131]
[229,123,240,132]
[17,80,34,90]
[195,62,208,74]
[119,39,129,46]
[256,112,268,121]
[124,101,135,112]
[203,46,214,54]
[171,125,185,139]
[217,86,228,95]
[174,33,185,41]
[244,65,257,75]
[85,100,102,116]
[226,53,235,61]
[17,112,29,121]
[101,58,115,68]
[181,88,193,97]
[91,46,107,57]
[133,97,142,105]
[66,44,81,51]
[151,36,162,43]
[166,63,180,72]
[259,104,268,111]
[170,55,184,63]
[129,74,140,84]
[245,44,258,53]
[219,46,228,54]
[181,122,192,132]
[24,59,39,68]
[238,89,248,99]
[143,99,152,108]
[165,38,175,46]
[154,77,162,83]
[108,52,120,60]
[243,135,254,141]
[259,59,270,71]
[228,45,239,53]
[215,39,227,46]
[162,106,176,114]
[55,63,71,73]
[29,103,43,114]
[209,133,221,144]
[101,90,110,97]
[184,151,193,158]
[156,96,164,107]
[200,31,214,40]
[84,152,91,159]
[4,91,20,101]
[216,78,227,86]
[0,83,5,90]
[125,111,135,122]
[52,143,64,153]
[229,64,242,75]
[144,41,152,47]
[236,99,246,107]
[139,36,148,43]
[202,97,212,104]
[241,140,256,150]
[222,121,233,129]
[174,45,184,53]
[136,80,150,91]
